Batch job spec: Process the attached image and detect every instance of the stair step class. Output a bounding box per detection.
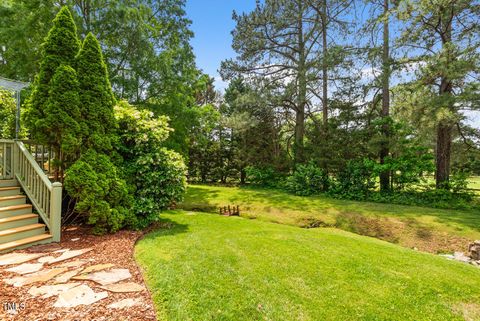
[0,180,18,188]
[0,187,21,197]
[0,204,33,218]
[0,234,52,253]
[0,214,39,230]
[0,195,26,207]
[0,224,45,243]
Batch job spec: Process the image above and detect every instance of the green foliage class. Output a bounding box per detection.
[0,1,197,105]
[42,65,82,159]
[0,89,16,138]
[115,101,187,228]
[76,32,117,152]
[284,162,330,196]
[245,166,283,188]
[331,159,377,199]
[114,100,171,156]
[130,148,187,228]
[64,149,133,235]
[382,148,435,191]
[25,7,80,143]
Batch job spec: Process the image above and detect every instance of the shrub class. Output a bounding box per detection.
[285,162,330,196]
[64,150,133,235]
[382,147,434,191]
[129,147,187,228]
[330,158,376,199]
[245,165,283,187]
[115,101,187,228]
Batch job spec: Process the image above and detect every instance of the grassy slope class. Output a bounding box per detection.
[136,211,480,321]
[180,185,480,253]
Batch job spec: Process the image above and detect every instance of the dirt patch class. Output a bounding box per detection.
[454,302,480,321]
[297,216,332,229]
[335,213,399,244]
[0,228,156,321]
[326,212,473,254]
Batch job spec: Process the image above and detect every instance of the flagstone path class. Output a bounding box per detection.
[0,228,156,320]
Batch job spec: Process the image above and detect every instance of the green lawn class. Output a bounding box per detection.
[180,185,480,253]
[135,211,480,321]
[468,176,480,191]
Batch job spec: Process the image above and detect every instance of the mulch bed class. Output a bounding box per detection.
[0,227,157,321]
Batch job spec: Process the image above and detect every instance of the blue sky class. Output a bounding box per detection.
[185,1,256,90]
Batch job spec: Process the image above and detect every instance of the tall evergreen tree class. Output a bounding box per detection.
[42,65,82,180]
[76,32,117,152]
[25,6,80,143]
[397,0,480,188]
[222,0,325,165]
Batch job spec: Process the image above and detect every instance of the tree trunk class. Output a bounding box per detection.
[435,122,452,188]
[321,0,328,127]
[240,168,246,185]
[379,0,391,192]
[294,9,306,165]
[435,11,453,189]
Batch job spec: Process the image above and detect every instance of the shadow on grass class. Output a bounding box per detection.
[141,217,190,240]
[179,186,219,212]
[183,184,480,234]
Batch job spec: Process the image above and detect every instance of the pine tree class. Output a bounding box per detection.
[25,7,80,142]
[76,32,117,152]
[42,65,82,181]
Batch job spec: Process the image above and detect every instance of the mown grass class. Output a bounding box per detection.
[135,211,480,321]
[180,185,480,253]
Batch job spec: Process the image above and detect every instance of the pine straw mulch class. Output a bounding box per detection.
[0,227,157,321]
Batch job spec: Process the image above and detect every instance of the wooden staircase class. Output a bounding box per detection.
[0,180,52,252]
[1,140,62,253]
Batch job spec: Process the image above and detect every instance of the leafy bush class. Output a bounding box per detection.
[331,158,376,199]
[449,171,470,193]
[383,148,435,191]
[245,165,283,187]
[64,150,133,235]
[365,189,476,210]
[285,162,330,196]
[129,147,187,228]
[115,101,187,228]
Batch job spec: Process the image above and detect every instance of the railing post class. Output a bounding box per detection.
[12,141,18,178]
[50,182,62,242]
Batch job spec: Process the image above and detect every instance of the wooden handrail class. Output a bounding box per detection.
[16,141,53,190]
[5,140,62,242]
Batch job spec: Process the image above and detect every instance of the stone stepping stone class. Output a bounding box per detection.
[58,260,87,268]
[107,298,143,309]
[44,248,93,265]
[4,268,67,287]
[81,263,115,274]
[5,263,44,275]
[53,284,108,308]
[0,253,46,266]
[72,268,131,285]
[38,256,56,263]
[99,282,145,293]
[54,268,84,284]
[28,283,80,299]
